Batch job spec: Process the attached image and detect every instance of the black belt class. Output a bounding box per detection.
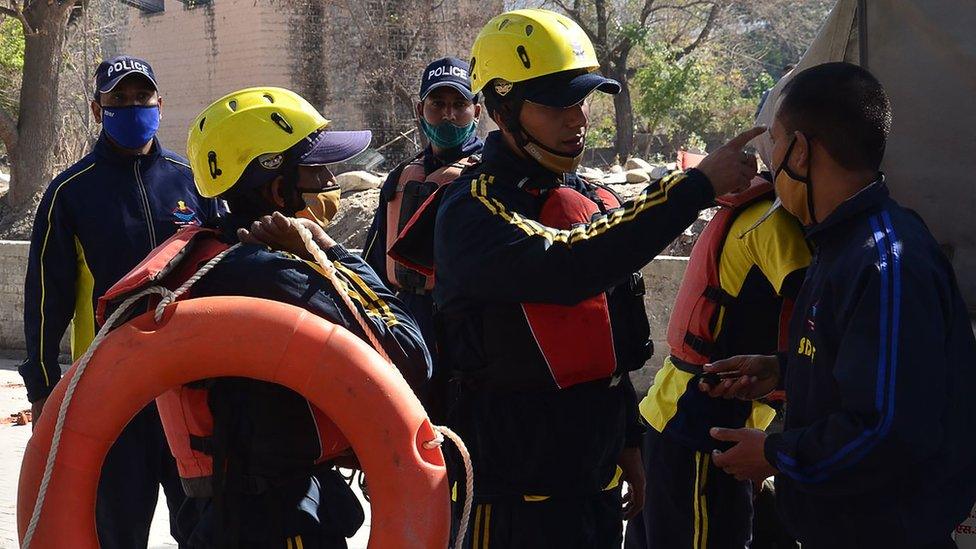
[669,355,706,375]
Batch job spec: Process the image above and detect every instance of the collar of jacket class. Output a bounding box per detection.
[213,212,252,244]
[422,134,484,174]
[479,130,564,188]
[92,132,163,166]
[805,175,888,241]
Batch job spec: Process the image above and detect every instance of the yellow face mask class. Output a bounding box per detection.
[296,185,341,229]
[774,136,816,226]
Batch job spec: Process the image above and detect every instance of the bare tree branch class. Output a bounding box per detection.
[675,2,720,60]
[2,1,35,34]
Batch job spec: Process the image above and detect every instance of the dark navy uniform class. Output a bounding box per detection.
[21,135,223,548]
[766,180,976,548]
[175,212,432,548]
[362,136,483,420]
[410,131,718,547]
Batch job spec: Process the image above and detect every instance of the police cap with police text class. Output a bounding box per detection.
[419,57,476,102]
[94,55,158,99]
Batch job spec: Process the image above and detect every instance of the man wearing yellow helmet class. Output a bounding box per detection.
[161,87,431,547]
[391,8,764,547]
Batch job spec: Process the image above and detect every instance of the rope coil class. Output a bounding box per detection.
[23,221,473,549]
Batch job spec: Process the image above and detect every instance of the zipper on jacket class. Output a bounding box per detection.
[134,159,157,249]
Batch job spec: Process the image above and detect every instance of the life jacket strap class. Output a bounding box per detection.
[684,333,716,357]
[702,285,735,307]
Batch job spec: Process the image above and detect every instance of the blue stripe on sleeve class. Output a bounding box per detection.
[775,213,901,482]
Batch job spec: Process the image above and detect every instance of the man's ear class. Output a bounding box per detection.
[267,175,288,208]
[91,100,102,124]
[416,101,425,124]
[792,131,810,173]
[473,103,482,121]
[157,96,164,120]
[489,105,509,133]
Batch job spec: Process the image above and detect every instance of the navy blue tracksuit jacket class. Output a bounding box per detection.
[22,134,223,402]
[765,181,976,547]
[20,133,223,548]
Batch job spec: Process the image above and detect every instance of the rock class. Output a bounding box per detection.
[578,166,604,180]
[330,188,381,248]
[603,183,646,201]
[600,173,628,185]
[625,169,650,184]
[608,164,624,174]
[649,165,670,179]
[15,411,29,426]
[624,157,654,172]
[335,171,383,194]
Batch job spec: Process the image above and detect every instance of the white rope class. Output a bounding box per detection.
[155,243,242,322]
[22,285,174,549]
[424,425,475,549]
[295,221,474,548]
[295,223,392,364]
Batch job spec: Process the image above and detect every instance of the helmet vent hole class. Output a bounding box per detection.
[263,93,275,103]
[198,117,206,131]
[498,18,510,30]
[470,57,477,76]
[517,45,531,69]
[557,19,569,29]
[228,99,237,111]
[525,24,533,36]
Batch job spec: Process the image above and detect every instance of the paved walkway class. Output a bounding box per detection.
[0,360,370,548]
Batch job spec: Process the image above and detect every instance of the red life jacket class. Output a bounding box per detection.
[385,156,477,292]
[666,178,775,366]
[467,182,651,391]
[390,176,652,391]
[519,185,621,388]
[98,226,349,496]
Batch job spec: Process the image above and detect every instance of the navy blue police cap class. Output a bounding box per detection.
[94,56,158,99]
[419,57,477,102]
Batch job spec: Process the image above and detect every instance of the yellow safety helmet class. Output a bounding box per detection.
[187,87,328,198]
[469,9,600,94]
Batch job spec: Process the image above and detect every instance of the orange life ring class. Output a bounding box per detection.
[18,296,450,548]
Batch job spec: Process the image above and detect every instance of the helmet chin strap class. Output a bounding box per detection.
[519,128,584,175]
[495,94,584,175]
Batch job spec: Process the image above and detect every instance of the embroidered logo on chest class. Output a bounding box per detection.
[173,200,201,226]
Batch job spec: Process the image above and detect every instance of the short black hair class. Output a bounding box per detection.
[778,62,891,171]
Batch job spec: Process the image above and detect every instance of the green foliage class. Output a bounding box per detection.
[0,17,24,113]
[633,41,772,154]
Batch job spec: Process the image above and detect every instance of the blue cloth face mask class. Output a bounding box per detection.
[101,105,160,149]
[420,118,477,149]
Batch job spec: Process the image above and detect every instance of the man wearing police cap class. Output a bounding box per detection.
[21,55,223,547]
[363,56,483,421]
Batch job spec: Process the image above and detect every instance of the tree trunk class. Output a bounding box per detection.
[5,3,75,207]
[609,63,634,162]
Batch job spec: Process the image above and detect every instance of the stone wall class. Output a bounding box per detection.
[0,241,70,356]
[0,241,28,352]
[0,240,687,389]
